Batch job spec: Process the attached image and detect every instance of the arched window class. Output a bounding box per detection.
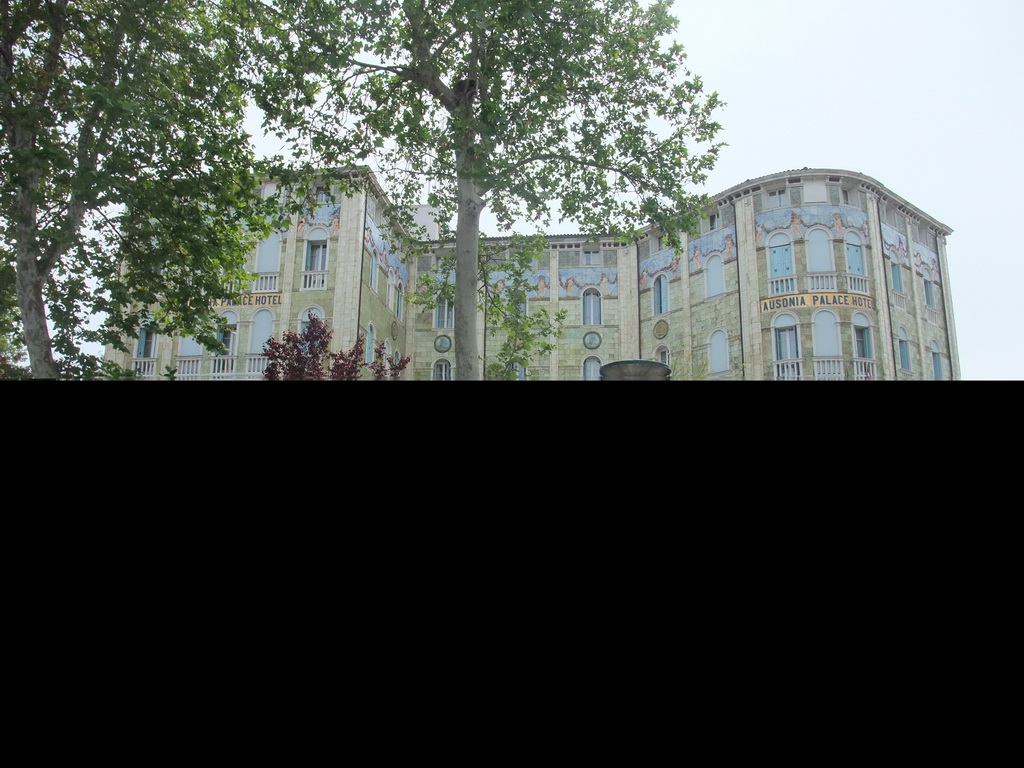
[365,323,375,364]
[812,310,840,357]
[384,340,392,363]
[845,231,864,275]
[709,329,728,373]
[432,359,452,380]
[583,356,602,381]
[852,313,873,359]
[582,288,602,325]
[656,346,670,367]
[250,310,274,354]
[931,340,943,380]
[395,283,404,320]
[218,311,238,355]
[923,267,936,307]
[773,313,799,360]
[434,298,454,329]
[768,233,793,277]
[807,229,833,272]
[898,327,911,371]
[653,275,668,315]
[705,255,724,297]
[298,307,323,333]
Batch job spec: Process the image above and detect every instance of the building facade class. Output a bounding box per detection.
[106,167,958,380]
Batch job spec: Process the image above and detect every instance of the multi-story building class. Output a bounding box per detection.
[106,167,958,380]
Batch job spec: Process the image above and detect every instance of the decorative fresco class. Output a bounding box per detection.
[291,201,341,241]
[881,222,910,266]
[754,205,869,250]
[881,222,939,281]
[638,243,685,286]
[364,213,410,287]
[554,267,618,298]
[687,226,736,274]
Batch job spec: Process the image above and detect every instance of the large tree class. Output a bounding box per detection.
[1,0,280,378]
[244,0,724,380]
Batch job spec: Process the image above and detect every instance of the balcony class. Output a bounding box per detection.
[252,274,279,292]
[813,358,844,380]
[848,275,869,294]
[211,356,236,378]
[302,270,327,290]
[175,357,202,380]
[769,276,797,296]
[132,358,157,379]
[808,273,837,291]
[892,291,908,311]
[853,359,877,381]
[926,306,942,325]
[246,355,269,379]
[773,360,803,381]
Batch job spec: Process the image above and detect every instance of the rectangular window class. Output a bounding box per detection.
[306,241,327,271]
[855,328,872,358]
[775,327,798,360]
[768,189,787,208]
[708,213,717,230]
[891,262,903,292]
[582,250,601,266]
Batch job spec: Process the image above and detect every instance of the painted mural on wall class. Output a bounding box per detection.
[292,202,341,241]
[882,222,939,281]
[753,206,869,249]
[364,213,410,287]
[555,267,618,298]
[687,226,736,274]
[638,243,685,286]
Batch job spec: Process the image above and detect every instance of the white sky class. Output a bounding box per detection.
[665,0,1024,380]
[243,0,1022,379]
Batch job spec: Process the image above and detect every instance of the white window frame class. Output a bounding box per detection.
[709,329,728,373]
[432,359,452,381]
[653,274,668,315]
[807,228,833,273]
[898,327,911,371]
[773,314,800,361]
[853,313,873,359]
[306,240,328,272]
[705,254,725,297]
[583,356,602,381]
[365,323,375,364]
[582,288,602,326]
[434,298,454,329]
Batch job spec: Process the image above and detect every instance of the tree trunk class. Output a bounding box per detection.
[15,256,59,378]
[454,159,483,380]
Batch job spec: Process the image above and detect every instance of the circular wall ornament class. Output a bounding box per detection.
[583,331,601,350]
[434,335,452,353]
[391,320,399,341]
[653,320,669,339]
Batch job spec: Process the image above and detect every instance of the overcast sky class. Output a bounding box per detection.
[668,0,1024,379]
[244,0,1021,379]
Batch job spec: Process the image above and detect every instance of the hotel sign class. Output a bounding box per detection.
[213,293,283,308]
[760,293,875,313]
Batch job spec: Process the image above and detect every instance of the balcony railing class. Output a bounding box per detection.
[892,291,908,311]
[813,358,844,380]
[211,356,236,378]
[853,359,877,381]
[252,274,279,292]
[769,276,797,296]
[926,306,942,325]
[132,358,157,379]
[808,273,837,291]
[302,270,327,290]
[246,355,269,379]
[175,357,202,380]
[848,275,869,294]
[773,360,803,381]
